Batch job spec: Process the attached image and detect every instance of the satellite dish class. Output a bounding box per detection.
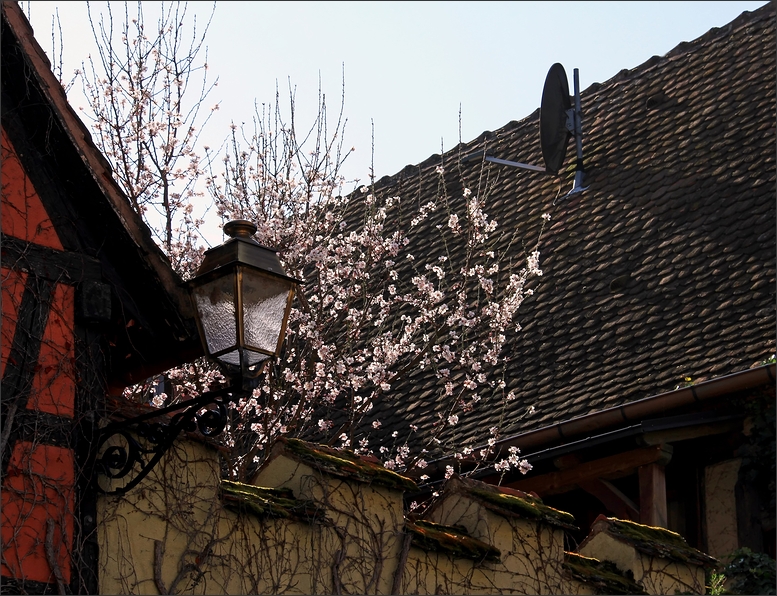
[540,63,572,174]
[464,62,587,197]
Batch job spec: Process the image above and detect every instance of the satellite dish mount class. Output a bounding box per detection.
[540,63,587,197]
[465,63,587,198]
[568,68,587,195]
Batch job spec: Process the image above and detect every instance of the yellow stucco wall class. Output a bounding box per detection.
[97,436,712,595]
[579,532,707,594]
[426,492,567,594]
[99,439,335,594]
[704,458,741,559]
[253,453,407,594]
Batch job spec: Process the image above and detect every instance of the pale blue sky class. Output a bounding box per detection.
[25,1,768,191]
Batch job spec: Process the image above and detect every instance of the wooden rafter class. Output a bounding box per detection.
[506,444,673,497]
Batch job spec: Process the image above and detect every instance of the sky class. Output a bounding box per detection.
[22,1,769,239]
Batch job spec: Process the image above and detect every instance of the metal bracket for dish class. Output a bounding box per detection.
[564,69,588,198]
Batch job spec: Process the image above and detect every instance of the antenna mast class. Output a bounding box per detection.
[568,68,587,195]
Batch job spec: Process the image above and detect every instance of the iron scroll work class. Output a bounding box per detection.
[94,383,246,496]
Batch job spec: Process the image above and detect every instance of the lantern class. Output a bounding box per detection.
[188,220,299,381]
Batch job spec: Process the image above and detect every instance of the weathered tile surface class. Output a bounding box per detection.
[356,4,775,465]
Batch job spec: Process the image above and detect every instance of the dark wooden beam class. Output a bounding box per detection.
[1,234,102,283]
[639,462,668,527]
[578,478,640,521]
[507,444,673,497]
[638,420,741,446]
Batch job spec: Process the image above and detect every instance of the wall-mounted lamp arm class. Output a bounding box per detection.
[95,220,296,497]
[95,383,247,496]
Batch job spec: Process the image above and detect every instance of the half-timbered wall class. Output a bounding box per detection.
[1,126,100,595]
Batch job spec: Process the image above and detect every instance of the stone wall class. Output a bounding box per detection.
[704,459,741,559]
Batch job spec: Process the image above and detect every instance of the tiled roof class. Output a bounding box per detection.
[355,4,775,468]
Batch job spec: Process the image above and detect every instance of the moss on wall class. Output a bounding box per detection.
[220,480,322,522]
[597,518,717,568]
[465,484,577,530]
[99,436,717,595]
[407,520,501,562]
[563,552,647,595]
[278,437,418,492]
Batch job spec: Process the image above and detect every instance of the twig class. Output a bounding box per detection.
[331,547,345,595]
[331,526,347,595]
[44,519,67,595]
[391,531,413,595]
[0,402,18,459]
[169,563,198,594]
[154,540,168,595]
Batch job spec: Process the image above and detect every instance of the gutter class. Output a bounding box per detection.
[421,364,775,479]
[505,409,743,468]
[497,364,774,454]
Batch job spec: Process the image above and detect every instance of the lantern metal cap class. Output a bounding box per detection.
[193,220,301,285]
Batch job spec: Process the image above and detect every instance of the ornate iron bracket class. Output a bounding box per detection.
[95,384,248,496]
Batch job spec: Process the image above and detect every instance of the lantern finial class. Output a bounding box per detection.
[223,219,258,240]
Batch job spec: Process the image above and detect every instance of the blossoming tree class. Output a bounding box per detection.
[76,0,218,273]
[64,1,547,486]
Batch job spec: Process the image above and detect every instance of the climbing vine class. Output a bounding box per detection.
[736,387,776,527]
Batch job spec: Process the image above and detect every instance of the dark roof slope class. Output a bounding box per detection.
[358,4,775,468]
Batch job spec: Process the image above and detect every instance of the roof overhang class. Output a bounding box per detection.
[1,1,204,388]
[416,364,775,489]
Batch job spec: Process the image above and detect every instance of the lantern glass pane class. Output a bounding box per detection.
[245,350,269,366]
[192,275,237,356]
[242,271,290,355]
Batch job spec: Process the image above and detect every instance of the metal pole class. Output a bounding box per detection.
[572,68,586,193]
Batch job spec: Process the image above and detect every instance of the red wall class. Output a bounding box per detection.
[1,127,77,585]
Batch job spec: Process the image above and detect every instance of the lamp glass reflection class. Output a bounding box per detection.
[242,272,290,354]
[192,274,237,358]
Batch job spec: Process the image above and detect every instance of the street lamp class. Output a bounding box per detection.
[95,220,299,495]
[189,219,298,384]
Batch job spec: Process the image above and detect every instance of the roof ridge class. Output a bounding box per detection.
[593,2,774,90]
[666,1,774,60]
[376,3,773,187]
